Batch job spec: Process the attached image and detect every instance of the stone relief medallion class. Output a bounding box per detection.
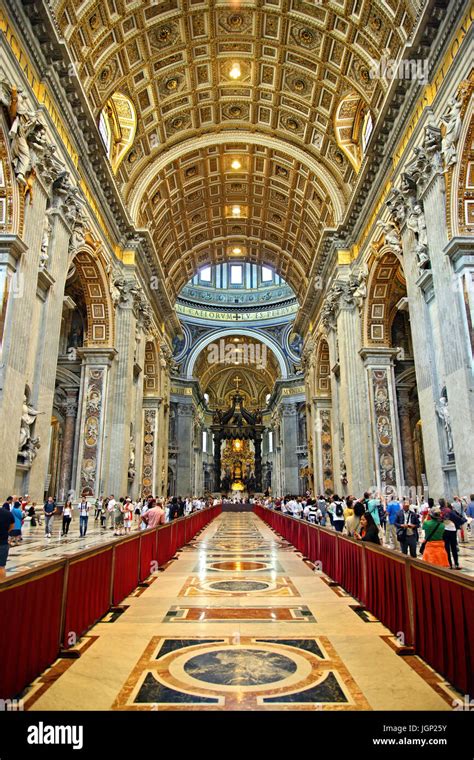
[149,23,180,49]
[290,24,322,50]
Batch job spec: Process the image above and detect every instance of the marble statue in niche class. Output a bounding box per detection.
[406,202,430,269]
[436,396,454,453]
[39,212,52,269]
[128,435,136,480]
[18,392,41,455]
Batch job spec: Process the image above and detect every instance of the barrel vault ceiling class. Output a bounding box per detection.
[51,0,422,302]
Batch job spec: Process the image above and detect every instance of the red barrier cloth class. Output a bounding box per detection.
[336,538,364,600]
[112,537,140,606]
[63,549,113,647]
[0,567,64,698]
[318,529,337,579]
[157,523,174,566]
[307,524,319,563]
[139,529,158,582]
[364,549,412,645]
[411,567,474,695]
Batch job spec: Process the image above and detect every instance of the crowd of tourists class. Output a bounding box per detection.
[261,492,474,570]
[0,493,217,579]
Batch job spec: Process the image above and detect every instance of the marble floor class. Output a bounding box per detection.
[22,513,463,711]
[5,515,144,576]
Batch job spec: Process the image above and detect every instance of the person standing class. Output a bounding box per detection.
[317,495,328,526]
[367,492,382,530]
[107,495,116,529]
[466,494,474,539]
[2,496,13,511]
[78,499,90,537]
[142,499,166,528]
[43,496,57,538]
[9,499,24,546]
[113,498,125,536]
[345,501,365,537]
[395,499,420,558]
[331,495,345,532]
[0,506,14,580]
[123,498,134,533]
[421,507,449,567]
[61,500,73,536]
[94,496,103,522]
[385,494,401,549]
[440,503,461,569]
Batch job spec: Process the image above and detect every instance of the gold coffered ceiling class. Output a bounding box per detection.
[52,0,420,300]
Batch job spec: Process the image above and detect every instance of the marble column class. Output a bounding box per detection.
[335,287,374,494]
[396,386,418,488]
[75,347,117,499]
[27,201,75,500]
[280,402,299,495]
[175,400,194,497]
[103,279,137,497]
[360,348,404,496]
[213,433,221,492]
[254,434,263,492]
[57,387,79,502]
[141,397,161,498]
[0,171,49,498]
[312,397,334,496]
[418,168,474,495]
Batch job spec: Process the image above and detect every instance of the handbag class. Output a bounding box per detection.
[419,521,439,555]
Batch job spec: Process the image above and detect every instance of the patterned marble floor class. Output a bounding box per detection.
[21,513,464,711]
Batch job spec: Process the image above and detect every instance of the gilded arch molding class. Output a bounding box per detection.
[72,246,115,347]
[363,248,406,347]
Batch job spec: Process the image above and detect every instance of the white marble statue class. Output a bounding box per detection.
[407,203,429,268]
[376,220,402,252]
[436,397,454,452]
[39,213,52,269]
[19,394,40,452]
[440,94,462,168]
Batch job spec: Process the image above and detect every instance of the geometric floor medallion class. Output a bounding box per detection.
[179,575,300,597]
[112,637,371,710]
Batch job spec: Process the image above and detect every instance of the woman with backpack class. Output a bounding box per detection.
[331,495,345,532]
[440,501,465,569]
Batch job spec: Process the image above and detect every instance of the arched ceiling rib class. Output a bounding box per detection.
[52,0,421,299]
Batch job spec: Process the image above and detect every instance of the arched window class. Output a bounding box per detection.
[98,92,137,173]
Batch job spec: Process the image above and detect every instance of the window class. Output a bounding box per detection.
[98,109,112,157]
[268,431,273,453]
[230,265,243,285]
[202,430,208,452]
[98,92,136,173]
[261,266,273,282]
[200,266,211,282]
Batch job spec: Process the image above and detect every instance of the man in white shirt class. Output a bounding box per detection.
[107,495,116,529]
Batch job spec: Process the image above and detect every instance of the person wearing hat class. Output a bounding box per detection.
[421,507,449,567]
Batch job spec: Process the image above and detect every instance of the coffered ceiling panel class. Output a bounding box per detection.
[52,0,421,299]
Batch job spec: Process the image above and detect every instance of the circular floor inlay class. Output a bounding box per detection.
[183,649,297,685]
[209,580,269,592]
[210,561,267,571]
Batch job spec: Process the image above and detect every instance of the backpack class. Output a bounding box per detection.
[335,502,343,518]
